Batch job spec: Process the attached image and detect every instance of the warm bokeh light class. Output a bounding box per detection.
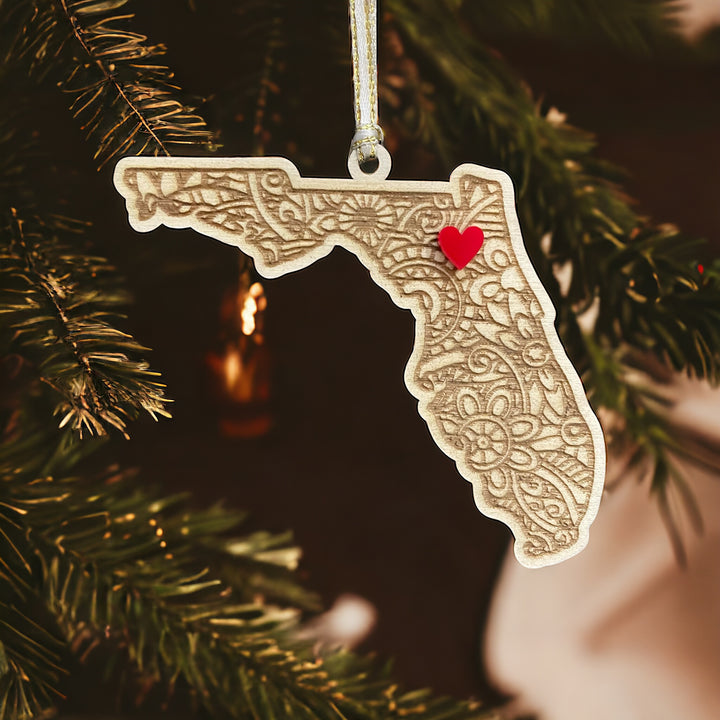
[223,347,242,389]
[206,272,272,437]
[678,0,720,38]
[240,282,266,336]
[295,595,377,649]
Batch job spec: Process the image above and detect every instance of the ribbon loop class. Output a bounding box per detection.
[349,0,385,166]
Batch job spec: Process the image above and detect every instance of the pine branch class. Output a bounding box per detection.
[390,2,720,381]
[3,0,214,167]
[458,0,683,52]
[0,444,495,720]
[382,9,716,355]
[385,0,720,548]
[202,0,327,160]
[0,493,67,719]
[1,1,715,715]
[386,1,719,370]
[0,600,67,720]
[0,209,169,438]
[204,530,323,612]
[596,231,720,377]
[0,117,35,210]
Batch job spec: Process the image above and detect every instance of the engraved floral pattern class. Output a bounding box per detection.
[115,158,605,567]
[337,194,395,243]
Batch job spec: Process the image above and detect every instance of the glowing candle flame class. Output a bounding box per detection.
[240,282,265,336]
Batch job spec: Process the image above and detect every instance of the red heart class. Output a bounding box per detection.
[438,225,484,269]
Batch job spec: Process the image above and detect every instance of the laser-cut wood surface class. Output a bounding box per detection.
[114,156,605,567]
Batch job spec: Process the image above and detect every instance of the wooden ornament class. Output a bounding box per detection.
[114,148,605,568]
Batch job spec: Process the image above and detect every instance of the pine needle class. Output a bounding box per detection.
[386,0,720,524]
[0,450,496,720]
[3,0,215,168]
[0,209,169,438]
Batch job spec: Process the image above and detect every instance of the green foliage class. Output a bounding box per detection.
[0,422,492,719]
[382,0,720,550]
[3,0,214,167]
[0,602,66,720]
[1,0,719,717]
[456,0,683,52]
[0,210,169,437]
[0,2,501,717]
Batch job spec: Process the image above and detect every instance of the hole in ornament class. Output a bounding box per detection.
[359,156,379,174]
[347,145,391,180]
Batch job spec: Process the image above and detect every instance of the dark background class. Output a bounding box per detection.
[41,3,720,705]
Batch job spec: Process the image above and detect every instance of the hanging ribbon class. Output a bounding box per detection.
[349,0,384,164]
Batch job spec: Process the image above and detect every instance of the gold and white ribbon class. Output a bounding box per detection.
[349,0,384,164]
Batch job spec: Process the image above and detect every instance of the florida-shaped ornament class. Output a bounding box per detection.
[114,148,605,568]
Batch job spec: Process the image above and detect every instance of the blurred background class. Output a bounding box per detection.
[11,0,720,717]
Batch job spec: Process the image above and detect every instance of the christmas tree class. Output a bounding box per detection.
[1,1,719,718]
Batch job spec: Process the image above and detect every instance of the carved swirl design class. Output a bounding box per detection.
[115,158,605,567]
